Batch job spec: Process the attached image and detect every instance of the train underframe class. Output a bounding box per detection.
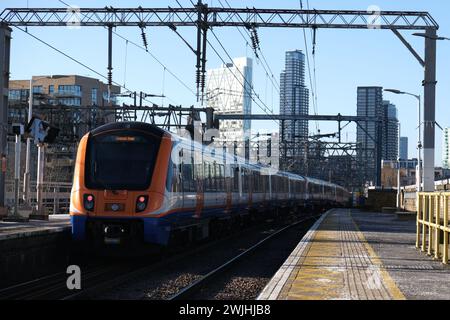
[72,199,343,253]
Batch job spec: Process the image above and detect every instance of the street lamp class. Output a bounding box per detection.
[412,32,450,41]
[384,89,422,193]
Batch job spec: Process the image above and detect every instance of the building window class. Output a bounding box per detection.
[59,98,81,106]
[8,89,29,103]
[33,86,43,94]
[102,91,117,104]
[91,88,97,105]
[49,85,54,94]
[58,85,81,96]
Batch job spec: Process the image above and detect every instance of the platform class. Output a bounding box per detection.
[0,214,71,288]
[0,214,70,241]
[258,208,450,300]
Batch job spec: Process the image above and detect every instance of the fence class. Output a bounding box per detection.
[417,192,450,264]
[5,180,71,214]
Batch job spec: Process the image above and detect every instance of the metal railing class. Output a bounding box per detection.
[417,192,450,264]
[5,181,71,215]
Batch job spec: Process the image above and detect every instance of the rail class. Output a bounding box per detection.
[417,192,450,264]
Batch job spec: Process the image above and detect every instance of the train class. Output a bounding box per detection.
[70,122,351,247]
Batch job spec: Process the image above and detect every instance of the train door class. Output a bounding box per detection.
[194,149,204,218]
[178,148,185,208]
[248,170,253,209]
[225,164,232,213]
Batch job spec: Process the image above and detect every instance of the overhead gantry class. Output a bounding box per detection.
[0,3,440,206]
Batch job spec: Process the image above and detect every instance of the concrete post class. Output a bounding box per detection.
[36,144,45,215]
[423,28,437,192]
[23,80,33,205]
[13,134,20,216]
[0,24,11,210]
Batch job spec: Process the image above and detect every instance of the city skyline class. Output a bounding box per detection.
[2,0,449,166]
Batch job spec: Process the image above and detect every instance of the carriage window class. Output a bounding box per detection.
[182,162,195,192]
[233,166,239,192]
[166,158,181,193]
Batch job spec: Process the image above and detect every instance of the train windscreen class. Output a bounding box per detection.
[85,130,161,190]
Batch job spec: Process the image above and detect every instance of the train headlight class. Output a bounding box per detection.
[136,195,148,213]
[83,194,95,211]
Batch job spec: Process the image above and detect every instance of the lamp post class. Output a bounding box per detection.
[412,33,450,41]
[384,89,422,193]
[397,122,401,208]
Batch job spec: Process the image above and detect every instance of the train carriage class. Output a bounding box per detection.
[70,122,351,247]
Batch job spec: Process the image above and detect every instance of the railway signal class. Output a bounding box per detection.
[25,116,60,145]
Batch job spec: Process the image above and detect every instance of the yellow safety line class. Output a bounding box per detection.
[350,212,406,300]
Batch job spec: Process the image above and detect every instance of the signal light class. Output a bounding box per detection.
[136,195,148,213]
[83,194,95,211]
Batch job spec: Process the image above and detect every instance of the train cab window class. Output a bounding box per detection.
[85,130,160,190]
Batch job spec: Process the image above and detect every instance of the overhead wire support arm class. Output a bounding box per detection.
[391,28,425,67]
[168,23,197,55]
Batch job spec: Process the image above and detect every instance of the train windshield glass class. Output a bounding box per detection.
[85,130,160,190]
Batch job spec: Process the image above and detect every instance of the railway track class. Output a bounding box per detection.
[0,212,320,300]
[0,262,120,300]
[0,238,231,300]
[167,215,319,300]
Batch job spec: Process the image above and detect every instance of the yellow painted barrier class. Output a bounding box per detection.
[417,192,450,264]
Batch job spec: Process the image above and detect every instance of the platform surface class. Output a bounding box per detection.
[0,214,70,241]
[258,208,450,300]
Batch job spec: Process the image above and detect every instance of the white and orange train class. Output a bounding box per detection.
[70,122,350,246]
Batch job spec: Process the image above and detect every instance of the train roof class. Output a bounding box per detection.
[278,171,306,181]
[90,121,168,138]
[90,122,348,191]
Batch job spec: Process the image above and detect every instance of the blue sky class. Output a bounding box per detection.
[1,0,449,165]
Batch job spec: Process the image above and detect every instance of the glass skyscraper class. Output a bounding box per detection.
[279,50,309,161]
[206,57,253,157]
[382,100,399,161]
[356,87,398,186]
[400,137,408,160]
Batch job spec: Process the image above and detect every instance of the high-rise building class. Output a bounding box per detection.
[206,57,253,157]
[382,100,399,161]
[279,50,309,168]
[400,137,408,160]
[356,87,399,186]
[443,128,450,169]
[356,86,383,186]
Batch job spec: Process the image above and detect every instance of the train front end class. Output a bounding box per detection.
[70,122,172,247]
